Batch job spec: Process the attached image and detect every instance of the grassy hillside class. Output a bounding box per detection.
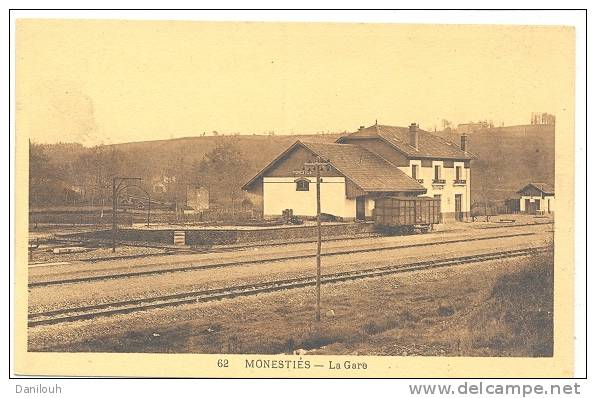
[34,124,553,208]
[34,133,342,207]
[439,124,555,203]
[110,133,342,176]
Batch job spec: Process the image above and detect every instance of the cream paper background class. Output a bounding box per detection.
[13,19,575,377]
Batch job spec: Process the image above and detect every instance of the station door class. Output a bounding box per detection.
[356,197,366,221]
[454,194,463,221]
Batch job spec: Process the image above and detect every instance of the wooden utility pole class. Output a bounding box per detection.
[147,194,151,227]
[315,163,322,322]
[112,178,117,253]
[304,157,329,322]
[112,176,142,253]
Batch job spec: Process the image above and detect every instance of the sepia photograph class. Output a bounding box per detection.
[12,13,580,378]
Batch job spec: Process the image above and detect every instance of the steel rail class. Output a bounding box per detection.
[28,231,546,288]
[49,221,553,263]
[28,246,550,327]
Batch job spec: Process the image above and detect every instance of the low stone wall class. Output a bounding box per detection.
[70,222,375,246]
[73,229,175,244]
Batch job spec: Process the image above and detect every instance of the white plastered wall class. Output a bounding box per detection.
[398,159,470,214]
[519,195,555,213]
[263,176,355,218]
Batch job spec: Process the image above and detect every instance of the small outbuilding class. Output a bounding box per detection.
[186,186,210,211]
[517,182,555,214]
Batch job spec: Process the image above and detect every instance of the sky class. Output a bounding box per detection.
[16,20,574,146]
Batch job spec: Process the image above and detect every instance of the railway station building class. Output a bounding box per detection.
[242,122,475,222]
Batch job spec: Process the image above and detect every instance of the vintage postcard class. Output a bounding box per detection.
[13,15,578,378]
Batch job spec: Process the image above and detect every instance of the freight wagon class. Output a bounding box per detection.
[373,196,441,234]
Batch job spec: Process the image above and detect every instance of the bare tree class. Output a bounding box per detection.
[195,139,251,212]
[29,142,58,205]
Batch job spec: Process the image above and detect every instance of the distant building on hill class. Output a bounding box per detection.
[151,181,167,194]
[531,112,556,125]
[457,121,492,134]
[186,185,210,211]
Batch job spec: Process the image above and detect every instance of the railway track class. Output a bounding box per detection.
[82,233,385,261]
[28,231,544,288]
[48,221,553,264]
[28,246,550,327]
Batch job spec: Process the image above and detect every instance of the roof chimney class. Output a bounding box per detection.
[409,123,419,150]
[461,133,468,152]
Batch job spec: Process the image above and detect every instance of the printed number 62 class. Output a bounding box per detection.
[217,359,229,368]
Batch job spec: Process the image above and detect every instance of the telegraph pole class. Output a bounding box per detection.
[304,156,329,322]
[315,162,322,322]
[112,176,142,253]
[147,194,151,227]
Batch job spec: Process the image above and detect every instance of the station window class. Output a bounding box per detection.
[434,165,441,180]
[295,179,310,191]
[411,164,419,180]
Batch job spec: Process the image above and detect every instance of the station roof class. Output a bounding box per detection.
[337,124,475,160]
[517,182,555,196]
[242,140,426,194]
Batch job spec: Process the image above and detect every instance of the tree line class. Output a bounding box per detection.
[29,138,254,211]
